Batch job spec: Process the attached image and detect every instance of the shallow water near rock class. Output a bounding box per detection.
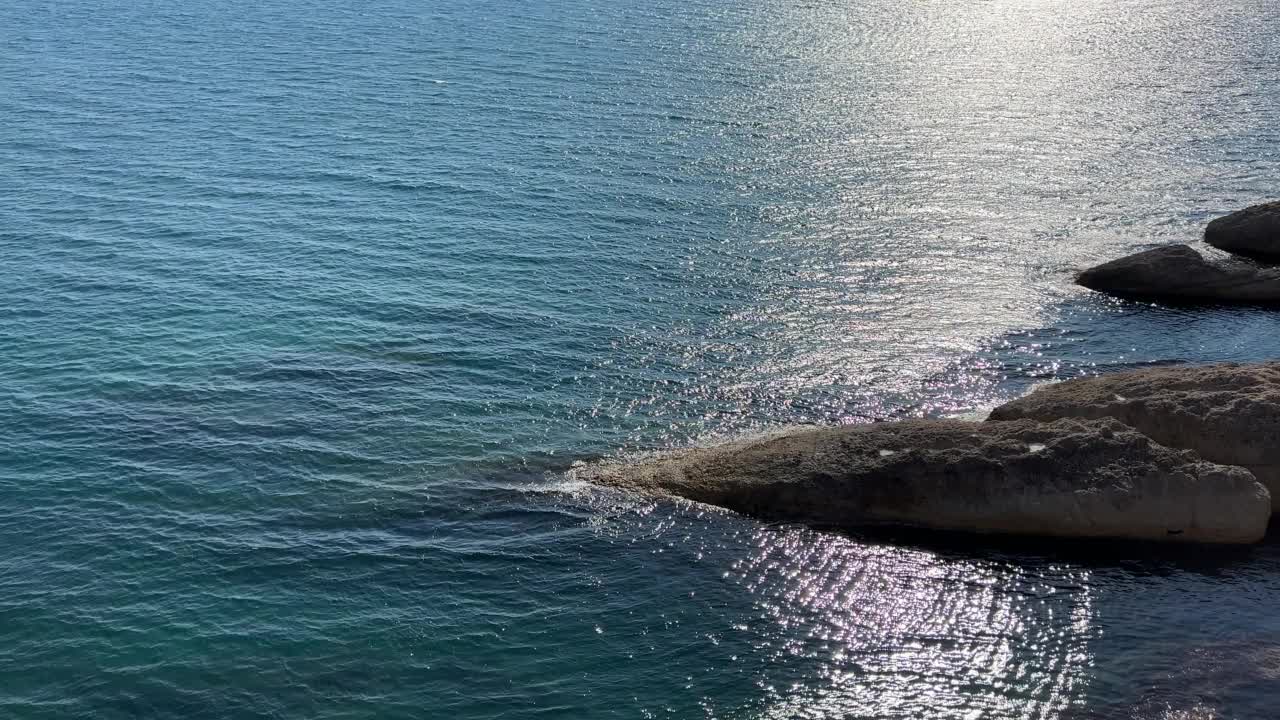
[3,0,1280,717]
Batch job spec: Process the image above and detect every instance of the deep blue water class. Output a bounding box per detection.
[3,0,1280,717]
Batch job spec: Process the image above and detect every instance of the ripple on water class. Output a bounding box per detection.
[2,0,1280,717]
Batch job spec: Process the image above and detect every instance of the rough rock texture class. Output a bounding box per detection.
[1205,200,1280,261]
[579,417,1270,544]
[1076,244,1280,304]
[989,362,1280,511]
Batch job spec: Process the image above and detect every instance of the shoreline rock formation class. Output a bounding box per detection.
[579,416,1271,544]
[1077,200,1280,304]
[583,202,1280,548]
[1076,244,1280,304]
[1206,200,1280,261]
[989,361,1280,511]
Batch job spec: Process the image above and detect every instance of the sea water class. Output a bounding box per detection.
[3,0,1280,717]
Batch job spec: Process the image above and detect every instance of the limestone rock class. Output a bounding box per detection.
[579,417,1270,544]
[1076,244,1280,304]
[1205,200,1280,261]
[989,361,1280,511]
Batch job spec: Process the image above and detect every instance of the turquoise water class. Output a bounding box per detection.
[3,0,1280,717]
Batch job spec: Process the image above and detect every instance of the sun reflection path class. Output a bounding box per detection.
[729,525,1094,719]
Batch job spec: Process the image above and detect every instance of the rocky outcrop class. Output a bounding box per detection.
[1075,244,1280,304]
[579,417,1270,544]
[989,362,1280,510]
[1206,200,1280,261]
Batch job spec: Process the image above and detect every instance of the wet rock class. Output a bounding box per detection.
[1076,244,1280,304]
[989,362,1280,512]
[1205,200,1280,261]
[578,417,1270,544]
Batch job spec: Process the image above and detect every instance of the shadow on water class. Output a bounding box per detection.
[1061,640,1280,720]
[985,295,1280,390]
[805,522,1280,578]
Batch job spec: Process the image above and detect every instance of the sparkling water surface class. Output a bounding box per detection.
[3,0,1280,717]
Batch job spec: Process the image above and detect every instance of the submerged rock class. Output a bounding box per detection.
[579,417,1270,544]
[1205,200,1280,261]
[1076,244,1280,304]
[989,361,1280,511]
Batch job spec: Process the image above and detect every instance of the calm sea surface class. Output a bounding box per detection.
[3,0,1280,717]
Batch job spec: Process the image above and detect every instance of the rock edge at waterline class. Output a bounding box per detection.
[1205,200,1280,261]
[578,417,1271,545]
[990,361,1280,512]
[1076,244,1280,304]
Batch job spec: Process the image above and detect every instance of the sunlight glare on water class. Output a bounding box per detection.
[1,0,1279,717]
[724,526,1094,719]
